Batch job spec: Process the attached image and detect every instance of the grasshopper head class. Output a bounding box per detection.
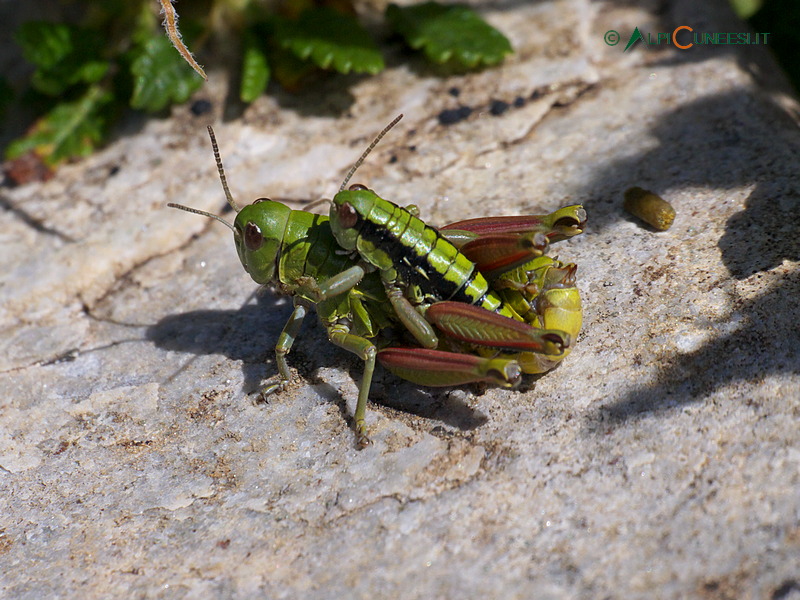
[329,184,372,251]
[330,115,404,252]
[169,127,296,286]
[233,199,292,284]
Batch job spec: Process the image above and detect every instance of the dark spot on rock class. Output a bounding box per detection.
[489,100,509,116]
[438,105,473,126]
[191,99,213,116]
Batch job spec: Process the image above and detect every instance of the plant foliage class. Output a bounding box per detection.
[130,36,205,111]
[386,3,513,68]
[240,31,271,103]
[4,1,514,173]
[273,7,385,75]
[6,86,113,164]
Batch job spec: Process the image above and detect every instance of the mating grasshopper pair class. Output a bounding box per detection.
[170,117,585,447]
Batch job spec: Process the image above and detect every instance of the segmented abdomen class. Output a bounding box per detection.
[355,200,515,318]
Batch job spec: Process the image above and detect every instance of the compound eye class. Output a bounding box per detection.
[348,183,368,191]
[253,197,272,204]
[244,222,264,251]
[337,202,359,229]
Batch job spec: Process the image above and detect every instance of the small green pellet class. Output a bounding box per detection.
[623,187,675,231]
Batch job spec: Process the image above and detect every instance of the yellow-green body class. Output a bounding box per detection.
[170,123,584,447]
[330,188,514,318]
[491,256,582,373]
[234,200,392,339]
[329,187,583,374]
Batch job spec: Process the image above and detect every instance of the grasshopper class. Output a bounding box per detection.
[169,118,584,447]
[328,173,585,383]
[437,209,584,374]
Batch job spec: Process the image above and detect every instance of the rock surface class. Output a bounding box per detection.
[1,0,798,598]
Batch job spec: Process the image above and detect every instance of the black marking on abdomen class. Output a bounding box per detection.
[357,210,474,303]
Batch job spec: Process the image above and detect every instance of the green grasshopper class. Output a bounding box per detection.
[328,181,585,384]
[169,118,584,446]
[437,210,584,374]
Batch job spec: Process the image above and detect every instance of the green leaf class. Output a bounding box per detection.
[15,22,73,69]
[386,2,513,68]
[273,7,385,75]
[730,0,763,18]
[130,35,204,112]
[5,85,113,165]
[15,21,110,96]
[240,33,270,102]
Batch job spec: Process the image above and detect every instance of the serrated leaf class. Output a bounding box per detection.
[130,35,204,112]
[274,7,384,75]
[5,85,113,166]
[386,2,513,68]
[15,21,110,96]
[240,34,270,102]
[15,22,73,69]
[31,59,110,96]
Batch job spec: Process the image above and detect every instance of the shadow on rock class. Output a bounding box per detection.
[146,293,487,433]
[576,81,800,427]
[580,90,800,233]
[374,382,489,432]
[719,182,800,279]
[591,269,799,425]
[146,293,288,395]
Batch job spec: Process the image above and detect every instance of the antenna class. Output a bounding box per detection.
[167,203,235,232]
[207,125,240,213]
[166,126,241,229]
[303,197,331,212]
[338,114,403,193]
